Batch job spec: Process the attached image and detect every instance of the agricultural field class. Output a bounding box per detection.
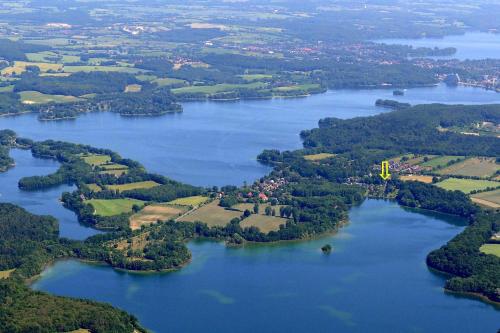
[167,195,209,207]
[106,181,160,192]
[85,183,102,192]
[99,169,129,176]
[171,82,267,95]
[87,198,145,216]
[177,200,241,227]
[239,74,273,81]
[436,157,499,178]
[479,244,500,257]
[99,163,129,171]
[435,178,500,194]
[81,154,111,166]
[124,84,142,92]
[0,269,15,279]
[130,204,189,230]
[0,85,14,92]
[63,65,144,74]
[0,61,63,75]
[272,83,321,93]
[399,175,434,183]
[471,189,500,208]
[19,91,82,104]
[240,214,286,233]
[420,155,464,169]
[303,153,336,161]
[392,154,435,166]
[153,77,186,87]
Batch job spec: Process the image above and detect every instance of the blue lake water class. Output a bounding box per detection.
[376,32,500,60]
[32,200,499,332]
[0,149,100,239]
[1,84,499,331]
[1,84,498,188]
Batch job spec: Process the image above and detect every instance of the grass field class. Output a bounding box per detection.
[99,163,129,170]
[0,269,15,279]
[399,175,434,183]
[106,181,160,192]
[177,200,241,227]
[19,91,82,104]
[172,82,267,95]
[471,189,500,208]
[63,65,144,74]
[303,153,336,161]
[86,183,102,192]
[1,61,63,75]
[479,244,500,257]
[435,178,500,194]
[240,214,286,233]
[87,198,145,216]
[420,155,464,169]
[130,204,189,230]
[272,83,321,92]
[437,157,499,178]
[81,154,111,166]
[239,74,273,81]
[0,85,14,93]
[153,77,186,87]
[99,169,129,176]
[168,195,209,206]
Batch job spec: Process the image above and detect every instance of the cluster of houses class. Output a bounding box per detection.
[387,160,425,174]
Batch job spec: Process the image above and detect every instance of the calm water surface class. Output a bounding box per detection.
[32,200,499,332]
[376,32,500,60]
[1,84,499,331]
[1,84,498,187]
[0,149,100,239]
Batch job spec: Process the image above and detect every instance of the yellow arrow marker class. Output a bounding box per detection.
[380,161,391,180]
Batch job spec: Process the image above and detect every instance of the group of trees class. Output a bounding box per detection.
[427,211,500,303]
[301,104,500,157]
[0,203,145,332]
[0,39,49,61]
[14,72,140,96]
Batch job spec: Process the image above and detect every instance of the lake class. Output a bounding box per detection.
[0,149,100,239]
[375,32,500,60]
[32,200,499,332]
[1,83,499,331]
[1,84,498,188]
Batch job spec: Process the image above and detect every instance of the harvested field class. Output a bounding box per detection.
[471,189,500,208]
[437,157,499,178]
[106,181,160,192]
[303,153,336,161]
[240,214,286,233]
[399,175,434,183]
[130,204,189,230]
[177,200,241,227]
[168,196,209,206]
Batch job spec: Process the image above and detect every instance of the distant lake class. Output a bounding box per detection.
[32,200,499,332]
[376,32,500,60]
[1,84,498,189]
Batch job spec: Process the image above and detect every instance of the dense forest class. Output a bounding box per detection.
[301,104,500,156]
[427,211,500,303]
[14,72,140,96]
[0,203,145,333]
[0,39,49,61]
